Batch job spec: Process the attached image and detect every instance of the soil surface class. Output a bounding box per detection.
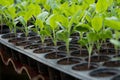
[45,51,66,59]
[57,57,81,65]
[72,63,98,71]
[103,60,120,67]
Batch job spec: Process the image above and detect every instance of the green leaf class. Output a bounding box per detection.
[16,16,26,26]
[46,14,57,30]
[56,30,69,42]
[99,29,112,40]
[84,0,95,5]
[37,11,49,22]
[87,32,98,43]
[69,10,82,28]
[110,39,120,47]
[113,31,120,39]
[78,38,88,46]
[40,30,48,36]
[35,19,44,29]
[75,23,91,32]
[28,3,41,17]
[56,14,69,29]
[105,18,120,30]
[0,0,14,6]
[96,0,108,13]
[92,15,103,32]
[23,10,33,23]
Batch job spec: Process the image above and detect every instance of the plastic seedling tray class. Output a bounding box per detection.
[0,33,120,80]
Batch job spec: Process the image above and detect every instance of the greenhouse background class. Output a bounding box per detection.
[0,0,120,80]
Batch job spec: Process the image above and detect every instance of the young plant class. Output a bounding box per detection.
[91,15,103,54]
[34,11,50,47]
[16,2,40,39]
[75,23,91,54]
[0,6,7,34]
[46,14,60,50]
[54,3,82,57]
[79,32,97,68]
[4,5,18,36]
[105,17,120,56]
[16,16,33,39]
[110,31,120,56]
[56,29,71,57]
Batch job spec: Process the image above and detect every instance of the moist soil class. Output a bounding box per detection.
[46,41,64,46]
[20,32,37,37]
[24,44,41,49]
[8,37,26,44]
[15,40,33,46]
[2,33,17,39]
[85,55,110,62]
[58,46,78,52]
[57,57,81,65]
[33,48,53,54]
[28,36,40,41]
[103,60,120,67]
[45,51,66,59]
[99,48,116,55]
[72,63,98,71]
[71,50,90,57]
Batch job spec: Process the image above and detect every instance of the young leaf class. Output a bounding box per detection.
[84,0,95,5]
[35,19,44,29]
[92,15,103,32]
[96,0,108,13]
[16,16,26,27]
[110,39,120,47]
[37,11,49,22]
[99,29,112,40]
[78,38,88,46]
[56,30,69,42]
[87,32,98,43]
[105,18,120,30]
[46,14,57,30]
[75,23,91,32]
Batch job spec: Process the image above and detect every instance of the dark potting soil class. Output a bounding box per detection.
[0,29,10,34]
[8,37,26,44]
[57,57,81,65]
[15,40,33,46]
[36,38,52,44]
[71,50,90,57]
[45,51,66,59]
[102,43,114,49]
[85,55,110,62]
[24,44,41,49]
[33,48,53,54]
[90,68,118,77]
[28,36,40,41]
[103,60,120,67]
[46,41,64,47]
[20,32,37,37]
[1,33,17,39]
[72,63,98,71]
[99,48,116,55]
[58,45,78,52]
